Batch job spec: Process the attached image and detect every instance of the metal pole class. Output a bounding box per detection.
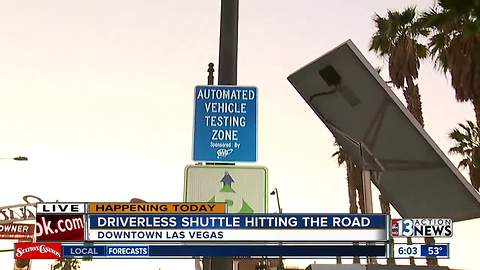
[362,170,379,265]
[273,189,284,270]
[361,165,383,266]
[202,63,214,270]
[211,1,239,270]
[275,188,282,214]
[361,170,373,214]
[218,0,239,85]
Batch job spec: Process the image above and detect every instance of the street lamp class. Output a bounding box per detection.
[0,156,28,161]
[270,188,284,270]
[269,188,282,214]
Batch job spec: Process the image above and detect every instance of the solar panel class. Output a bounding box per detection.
[287,40,480,222]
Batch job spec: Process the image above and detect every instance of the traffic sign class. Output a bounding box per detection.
[184,165,267,213]
[193,85,257,162]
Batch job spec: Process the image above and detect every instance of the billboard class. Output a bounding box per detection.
[36,214,85,241]
[0,223,34,240]
[184,165,267,213]
[36,203,86,241]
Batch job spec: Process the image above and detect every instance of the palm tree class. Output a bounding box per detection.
[50,258,81,270]
[370,7,430,266]
[370,7,429,127]
[332,141,364,214]
[449,120,480,191]
[422,0,480,127]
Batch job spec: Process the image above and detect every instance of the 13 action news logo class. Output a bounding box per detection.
[391,218,452,237]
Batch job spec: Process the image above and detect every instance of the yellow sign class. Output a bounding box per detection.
[88,203,226,214]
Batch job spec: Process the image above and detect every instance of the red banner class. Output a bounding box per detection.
[0,223,34,240]
[14,239,33,270]
[14,242,62,260]
[36,214,84,241]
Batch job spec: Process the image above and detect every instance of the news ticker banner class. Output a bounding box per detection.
[34,202,454,242]
[14,242,387,259]
[14,242,451,260]
[35,202,226,242]
[34,202,389,242]
[86,214,388,242]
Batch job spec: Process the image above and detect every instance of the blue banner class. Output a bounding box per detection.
[147,245,386,257]
[62,245,150,257]
[62,244,386,258]
[63,245,106,257]
[193,85,257,162]
[420,244,449,257]
[88,214,386,229]
[105,246,149,257]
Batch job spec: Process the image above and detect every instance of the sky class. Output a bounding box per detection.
[0,0,477,269]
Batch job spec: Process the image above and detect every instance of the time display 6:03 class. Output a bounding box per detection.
[397,246,418,255]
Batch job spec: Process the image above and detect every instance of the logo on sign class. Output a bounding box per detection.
[391,218,452,237]
[217,148,233,159]
[15,242,62,259]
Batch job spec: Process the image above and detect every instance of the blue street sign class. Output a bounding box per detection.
[193,85,257,162]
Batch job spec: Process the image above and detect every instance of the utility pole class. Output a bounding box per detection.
[218,0,239,85]
[210,1,239,270]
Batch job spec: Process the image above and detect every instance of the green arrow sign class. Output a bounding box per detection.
[184,165,267,213]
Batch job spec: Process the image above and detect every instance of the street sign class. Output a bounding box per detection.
[193,85,257,162]
[184,165,267,213]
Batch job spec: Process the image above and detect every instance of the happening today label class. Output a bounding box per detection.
[193,85,257,162]
[87,203,226,214]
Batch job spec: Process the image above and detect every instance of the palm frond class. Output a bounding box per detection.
[332,141,346,166]
[416,43,429,59]
[459,158,471,169]
[449,120,480,169]
[400,7,417,26]
[449,145,467,155]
